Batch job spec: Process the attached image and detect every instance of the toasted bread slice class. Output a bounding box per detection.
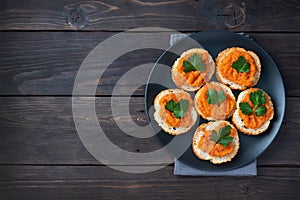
[153,89,197,135]
[171,48,215,91]
[192,120,240,164]
[216,47,261,90]
[232,88,274,135]
[194,82,236,120]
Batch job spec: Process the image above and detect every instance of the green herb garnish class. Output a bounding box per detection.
[231,56,250,73]
[210,125,233,147]
[183,54,206,73]
[250,89,266,106]
[254,106,267,116]
[206,89,226,105]
[239,102,253,115]
[165,99,190,118]
[239,90,267,116]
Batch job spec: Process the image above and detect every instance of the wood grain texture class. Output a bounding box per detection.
[0,31,168,96]
[0,165,299,200]
[0,0,299,31]
[0,96,298,166]
[0,1,299,199]
[0,32,299,96]
[0,97,172,165]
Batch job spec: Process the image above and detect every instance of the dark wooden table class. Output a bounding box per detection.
[0,0,299,199]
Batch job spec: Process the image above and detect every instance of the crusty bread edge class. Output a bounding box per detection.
[153,89,198,135]
[192,120,240,164]
[232,88,274,135]
[194,82,236,120]
[171,48,215,92]
[216,47,261,90]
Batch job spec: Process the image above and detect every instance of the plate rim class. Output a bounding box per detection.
[144,30,286,171]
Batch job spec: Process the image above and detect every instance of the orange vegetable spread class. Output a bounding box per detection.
[159,93,193,127]
[197,84,235,119]
[219,48,257,87]
[198,122,236,157]
[176,52,210,87]
[239,89,273,129]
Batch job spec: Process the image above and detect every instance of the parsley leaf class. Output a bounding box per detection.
[211,130,219,142]
[239,102,253,115]
[183,54,206,73]
[210,125,233,147]
[165,100,176,112]
[250,89,266,106]
[255,106,267,116]
[206,89,226,105]
[231,56,250,73]
[165,99,190,118]
[174,100,190,118]
[239,90,268,116]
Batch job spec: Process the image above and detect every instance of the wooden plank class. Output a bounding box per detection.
[0,0,299,31]
[0,165,299,199]
[0,32,299,96]
[0,96,298,165]
[251,34,300,97]
[0,97,172,165]
[0,31,168,96]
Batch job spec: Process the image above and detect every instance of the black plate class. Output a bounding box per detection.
[145,30,285,171]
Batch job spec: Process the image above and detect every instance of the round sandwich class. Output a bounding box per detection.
[192,120,240,164]
[194,82,236,120]
[232,88,274,135]
[153,89,198,135]
[216,47,261,90]
[171,48,215,91]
